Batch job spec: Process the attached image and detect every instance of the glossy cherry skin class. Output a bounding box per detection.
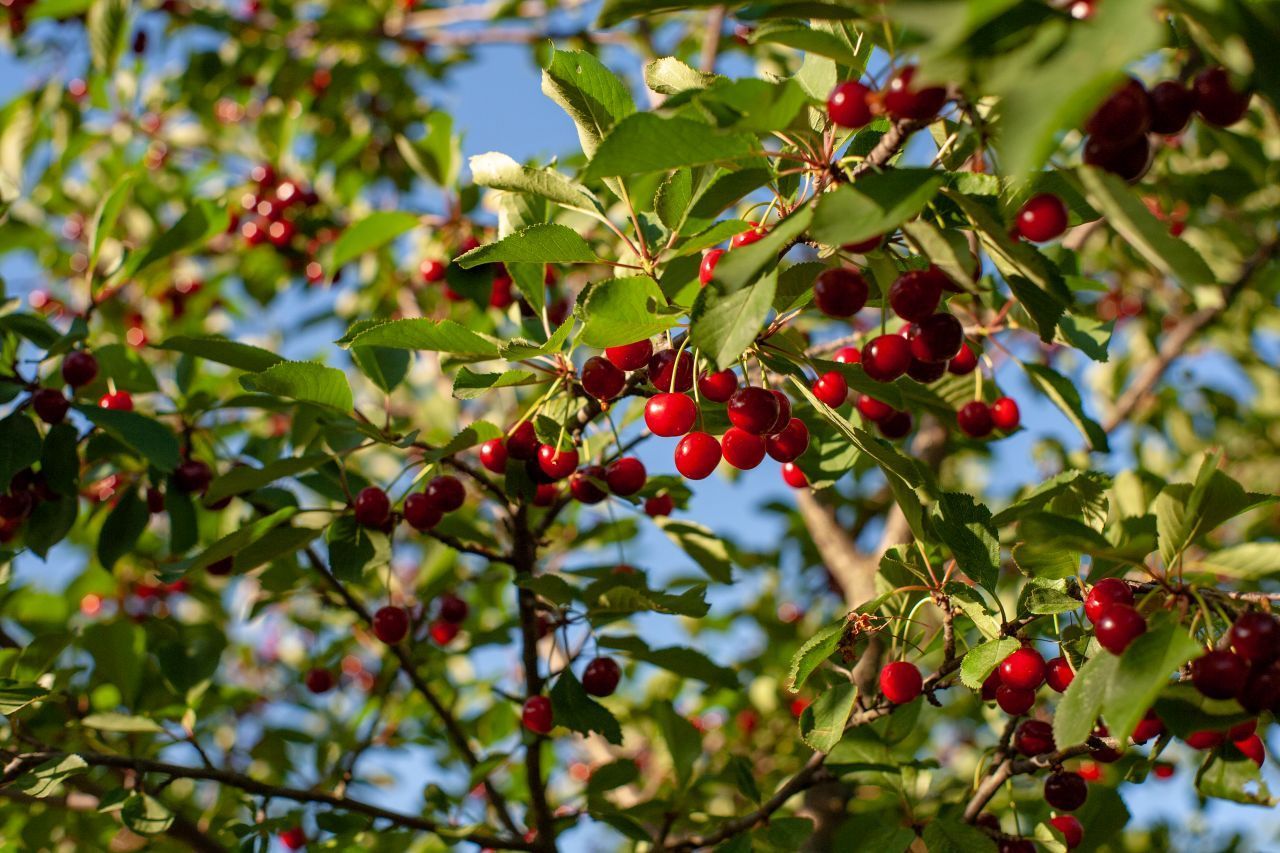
[906,357,946,384]
[1044,771,1088,812]
[522,695,554,734]
[1131,711,1165,744]
[1229,612,1280,662]
[99,390,134,411]
[1085,77,1151,143]
[403,492,442,531]
[644,493,674,517]
[569,466,608,504]
[420,258,446,282]
[699,248,725,286]
[430,618,460,645]
[438,593,468,624]
[372,605,409,644]
[1235,734,1266,768]
[1193,67,1251,127]
[722,427,766,470]
[833,346,861,364]
[61,350,99,387]
[1084,577,1134,623]
[991,397,1020,431]
[645,393,697,437]
[583,656,622,697]
[843,234,883,253]
[995,685,1036,715]
[280,828,307,851]
[32,388,70,424]
[863,335,913,382]
[780,462,808,488]
[1149,80,1194,134]
[537,444,579,480]
[948,343,978,375]
[882,66,947,120]
[1016,193,1069,242]
[813,268,869,317]
[605,339,653,371]
[305,667,335,694]
[827,80,873,128]
[354,487,391,527]
[1191,649,1249,699]
[605,456,646,495]
[1095,604,1146,654]
[533,483,558,507]
[698,369,738,403]
[648,349,694,392]
[426,475,465,512]
[1045,657,1075,693]
[674,432,721,480]
[1014,719,1055,756]
[1084,134,1151,182]
[877,410,913,439]
[879,661,922,704]
[957,401,994,438]
[727,387,781,435]
[1049,815,1084,850]
[1185,729,1225,750]
[765,418,809,463]
[766,390,792,434]
[730,222,767,248]
[811,371,848,407]
[910,313,964,363]
[581,356,626,400]
[507,420,539,460]
[857,394,894,422]
[999,647,1047,691]
[889,269,944,321]
[478,438,508,474]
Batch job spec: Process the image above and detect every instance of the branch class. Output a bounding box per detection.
[699,6,726,73]
[962,741,1102,822]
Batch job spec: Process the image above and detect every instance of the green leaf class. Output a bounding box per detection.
[456,224,596,268]
[124,201,229,279]
[540,47,635,159]
[654,169,693,232]
[643,57,720,95]
[327,515,389,582]
[97,487,149,571]
[469,152,602,216]
[1053,652,1119,749]
[810,170,945,248]
[655,702,701,790]
[1197,748,1274,806]
[787,614,848,692]
[499,320,574,360]
[179,508,298,573]
[582,114,760,181]
[800,683,858,752]
[931,493,1000,592]
[340,318,500,359]
[329,211,420,270]
[0,680,47,714]
[76,405,182,473]
[122,792,174,835]
[204,454,330,505]
[87,0,129,76]
[1102,618,1201,744]
[81,712,165,733]
[421,421,505,463]
[549,670,623,745]
[688,271,776,370]
[240,362,353,411]
[351,345,410,394]
[13,755,87,798]
[453,368,541,400]
[1020,578,1082,615]
[921,816,998,853]
[0,412,41,492]
[87,172,136,271]
[597,635,736,688]
[154,335,284,372]
[1192,543,1280,579]
[655,518,733,583]
[24,493,78,558]
[959,637,1021,690]
[708,206,813,293]
[1022,363,1109,453]
[577,276,680,348]
[902,220,978,289]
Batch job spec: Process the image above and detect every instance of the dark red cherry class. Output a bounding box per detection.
[1046,657,1075,693]
[722,427,766,470]
[581,356,626,400]
[426,475,465,512]
[948,343,978,375]
[906,358,946,384]
[698,369,738,402]
[583,656,622,697]
[478,438,508,474]
[1016,193,1069,242]
[174,460,213,495]
[1095,604,1146,654]
[1193,67,1251,127]
[1000,647,1047,691]
[61,350,99,387]
[605,339,653,371]
[438,592,469,624]
[675,432,721,480]
[996,685,1036,715]
[1085,78,1151,143]
[354,487,391,527]
[648,349,694,392]
[879,661,922,704]
[569,465,608,504]
[827,80,873,128]
[645,393,697,437]
[780,462,808,488]
[644,493,674,517]
[813,268,869,317]
[305,667,335,694]
[991,397,1020,431]
[1190,650,1249,700]
[600,456,644,496]
[1230,612,1280,662]
[957,401,994,438]
[507,420,539,460]
[1044,772,1088,812]
[863,335,913,382]
[1149,80,1194,134]
[1084,134,1151,182]
[811,371,848,407]
[877,410,912,439]
[522,695,554,734]
[372,605,409,644]
[889,269,944,322]
[882,66,947,121]
[1185,729,1225,750]
[727,387,781,435]
[699,248,725,286]
[842,235,883,254]
[765,418,809,463]
[857,394,894,422]
[1084,578,1133,623]
[1014,719,1055,756]
[910,313,963,363]
[32,388,70,424]
[1235,734,1265,768]
[403,492,442,531]
[537,445,579,481]
[207,556,234,576]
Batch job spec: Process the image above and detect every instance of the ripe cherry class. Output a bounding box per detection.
[533,483,558,507]
[1193,67,1251,127]
[889,269,943,322]
[438,593,468,624]
[877,410,913,439]
[1084,577,1133,623]
[479,438,508,474]
[305,668,335,694]
[906,358,946,384]
[354,487,391,527]
[1016,193,1069,242]
[998,839,1035,853]
[843,235,883,253]
[1000,647,1047,691]
[722,427,766,470]
[61,350,98,387]
[403,492,442,531]
[675,432,721,480]
[1045,657,1075,693]
[372,605,409,644]
[780,462,808,488]
[507,421,539,460]
[1229,612,1280,662]
[698,369,738,403]
[582,356,626,401]
[833,346,861,364]
[909,313,963,363]
[174,459,213,495]
[879,661,923,704]
[1131,711,1164,744]
[648,349,694,392]
[948,343,978,375]
[996,685,1036,715]
[1240,663,1280,713]
[1149,80,1194,134]
[583,656,622,697]
[957,401,994,438]
[991,397,1020,431]
[32,388,70,424]
[605,339,653,371]
[857,394,894,422]
[99,390,134,411]
[766,390,792,434]
[827,80,873,128]
[420,258,446,282]
[699,248,725,286]
[1014,719,1055,756]
[426,475,465,512]
[537,445,579,480]
[569,466,608,504]
[1190,649,1249,699]
[1044,771,1088,811]
[1228,719,1256,741]
[1085,78,1151,143]
[522,695,554,734]
[645,393,697,437]
[813,268,869,317]
[765,418,809,463]
[605,457,646,496]
[644,493,674,517]
[882,66,947,120]
[280,827,306,850]
[1084,134,1151,182]
[1184,729,1225,750]
[862,334,913,382]
[1234,733,1265,768]
[1049,814,1084,850]
[730,222,767,248]
[1095,604,1146,654]
[727,387,780,435]
[811,371,848,407]
[430,618,460,645]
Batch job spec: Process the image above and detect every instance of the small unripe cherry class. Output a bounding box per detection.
[813,267,869,317]
[889,268,944,322]
[765,418,809,463]
[956,401,993,438]
[1044,771,1088,812]
[605,457,646,496]
[878,661,922,704]
[583,656,622,697]
[1016,193,1069,243]
[478,438,508,474]
[645,393,697,437]
[99,390,134,411]
[991,397,1020,431]
[995,684,1036,715]
[699,248,725,286]
[698,369,738,403]
[605,339,653,371]
[1045,657,1075,693]
[61,350,99,387]
[722,427,766,470]
[827,80,873,128]
[1014,719,1055,756]
[537,444,579,480]
[811,371,848,407]
[999,647,1047,691]
[305,667,335,694]
[1095,604,1146,654]
[1049,814,1084,850]
[569,466,608,504]
[862,334,913,382]
[372,605,409,644]
[522,695,554,734]
[644,493,674,517]
[1190,649,1249,700]
[727,386,781,435]
[425,475,465,512]
[403,492,442,531]
[1084,577,1133,623]
[780,462,808,489]
[581,356,626,400]
[674,432,721,480]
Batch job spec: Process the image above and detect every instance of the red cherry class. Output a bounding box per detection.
[1149,80,1194,134]
[569,466,608,504]
[698,369,738,402]
[999,647,1047,691]
[730,222,766,248]
[906,358,946,384]
[780,462,808,488]
[581,356,626,400]
[765,418,809,463]
[478,438,508,474]
[842,235,882,253]
[1229,612,1280,662]
[420,258,446,282]
[305,668,335,694]
[882,66,947,121]
[98,390,134,411]
[1228,719,1256,741]
[808,371,847,408]
[674,432,721,480]
[1044,771,1088,811]
[991,397,1020,431]
[877,410,912,439]
[605,340,653,371]
[1190,649,1249,700]
[1131,711,1164,744]
[280,827,307,850]
[813,268,869,317]
[1152,762,1175,779]
[862,334,913,382]
[605,457,646,496]
[1235,734,1265,768]
[61,351,99,387]
[722,427,766,470]
[644,493,674,517]
[1045,657,1075,693]
[648,349,694,392]
[998,839,1035,853]
[909,313,963,363]
[957,401,993,438]
[1193,67,1251,127]
[699,248,725,286]
[403,493,442,531]
[995,685,1036,715]
[857,392,894,424]
[430,618,460,645]
[32,388,70,424]
[425,475,465,512]
[645,393,697,437]
[522,695,554,734]
[489,275,514,309]
[766,390,792,434]
[948,343,978,375]
[267,218,295,247]
[1084,78,1151,143]
[507,421,538,460]
[537,445,579,480]
[533,483,558,507]
[1184,729,1225,750]
[889,269,944,321]
[878,661,922,704]
[1084,578,1134,623]
[833,346,861,364]
[1014,719,1055,756]
[1084,134,1151,182]
[436,593,468,624]
[354,487,391,527]
[1049,814,1083,849]
[827,80,873,128]
[1016,193,1069,242]
[1095,604,1146,654]
[173,459,213,495]
[583,656,622,697]
[727,386,780,435]
[372,605,409,644]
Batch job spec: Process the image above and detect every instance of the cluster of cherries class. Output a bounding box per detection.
[826,65,949,130]
[230,164,331,285]
[1083,68,1251,182]
[418,237,527,312]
